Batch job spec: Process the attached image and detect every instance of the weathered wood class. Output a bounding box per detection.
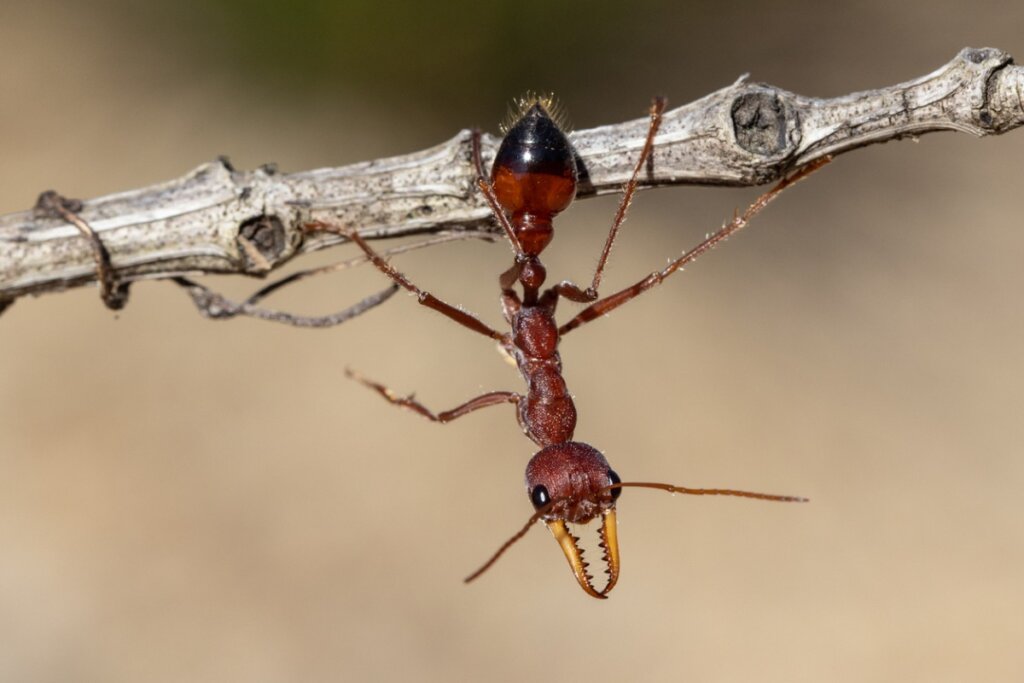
[1,47,1022,310]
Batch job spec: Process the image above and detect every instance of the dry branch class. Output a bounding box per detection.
[1,47,1022,312]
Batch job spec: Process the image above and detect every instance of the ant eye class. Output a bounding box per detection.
[608,469,622,500]
[530,485,550,509]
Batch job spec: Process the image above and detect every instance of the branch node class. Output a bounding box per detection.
[730,89,795,156]
[238,214,290,273]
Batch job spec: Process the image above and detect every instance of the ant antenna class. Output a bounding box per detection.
[607,481,809,503]
[463,480,807,585]
[463,503,554,584]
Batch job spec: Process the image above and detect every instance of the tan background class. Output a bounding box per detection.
[2,1,1023,681]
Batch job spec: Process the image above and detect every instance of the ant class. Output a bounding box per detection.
[309,95,828,598]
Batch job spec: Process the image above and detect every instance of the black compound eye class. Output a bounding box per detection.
[608,469,622,500]
[530,485,550,509]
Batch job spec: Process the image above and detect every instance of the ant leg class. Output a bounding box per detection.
[172,231,490,328]
[559,157,831,336]
[346,368,520,423]
[243,230,494,305]
[471,129,525,257]
[552,97,668,304]
[500,289,522,326]
[174,277,398,327]
[307,221,506,342]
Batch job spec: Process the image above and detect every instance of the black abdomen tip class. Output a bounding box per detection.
[492,103,577,180]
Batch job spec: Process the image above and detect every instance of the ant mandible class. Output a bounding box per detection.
[310,95,827,599]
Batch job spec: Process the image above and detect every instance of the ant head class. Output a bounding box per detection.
[491,100,578,256]
[464,446,807,599]
[525,442,620,523]
[524,442,622,599]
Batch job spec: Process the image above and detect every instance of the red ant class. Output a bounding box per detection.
[309,95,827,598]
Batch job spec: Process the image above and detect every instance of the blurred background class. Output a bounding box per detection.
[2,1,1022,681]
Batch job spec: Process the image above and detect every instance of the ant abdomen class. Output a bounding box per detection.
[491,102,578,256]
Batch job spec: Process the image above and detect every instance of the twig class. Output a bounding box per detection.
[172,231,494,327]
[31,190,128,309]
[1,47,1022,312]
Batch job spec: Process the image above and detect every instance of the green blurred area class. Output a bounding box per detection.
[62,0,1016,137]
[117,0,658,112]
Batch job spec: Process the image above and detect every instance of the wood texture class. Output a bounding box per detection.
[1,47,1022,309]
